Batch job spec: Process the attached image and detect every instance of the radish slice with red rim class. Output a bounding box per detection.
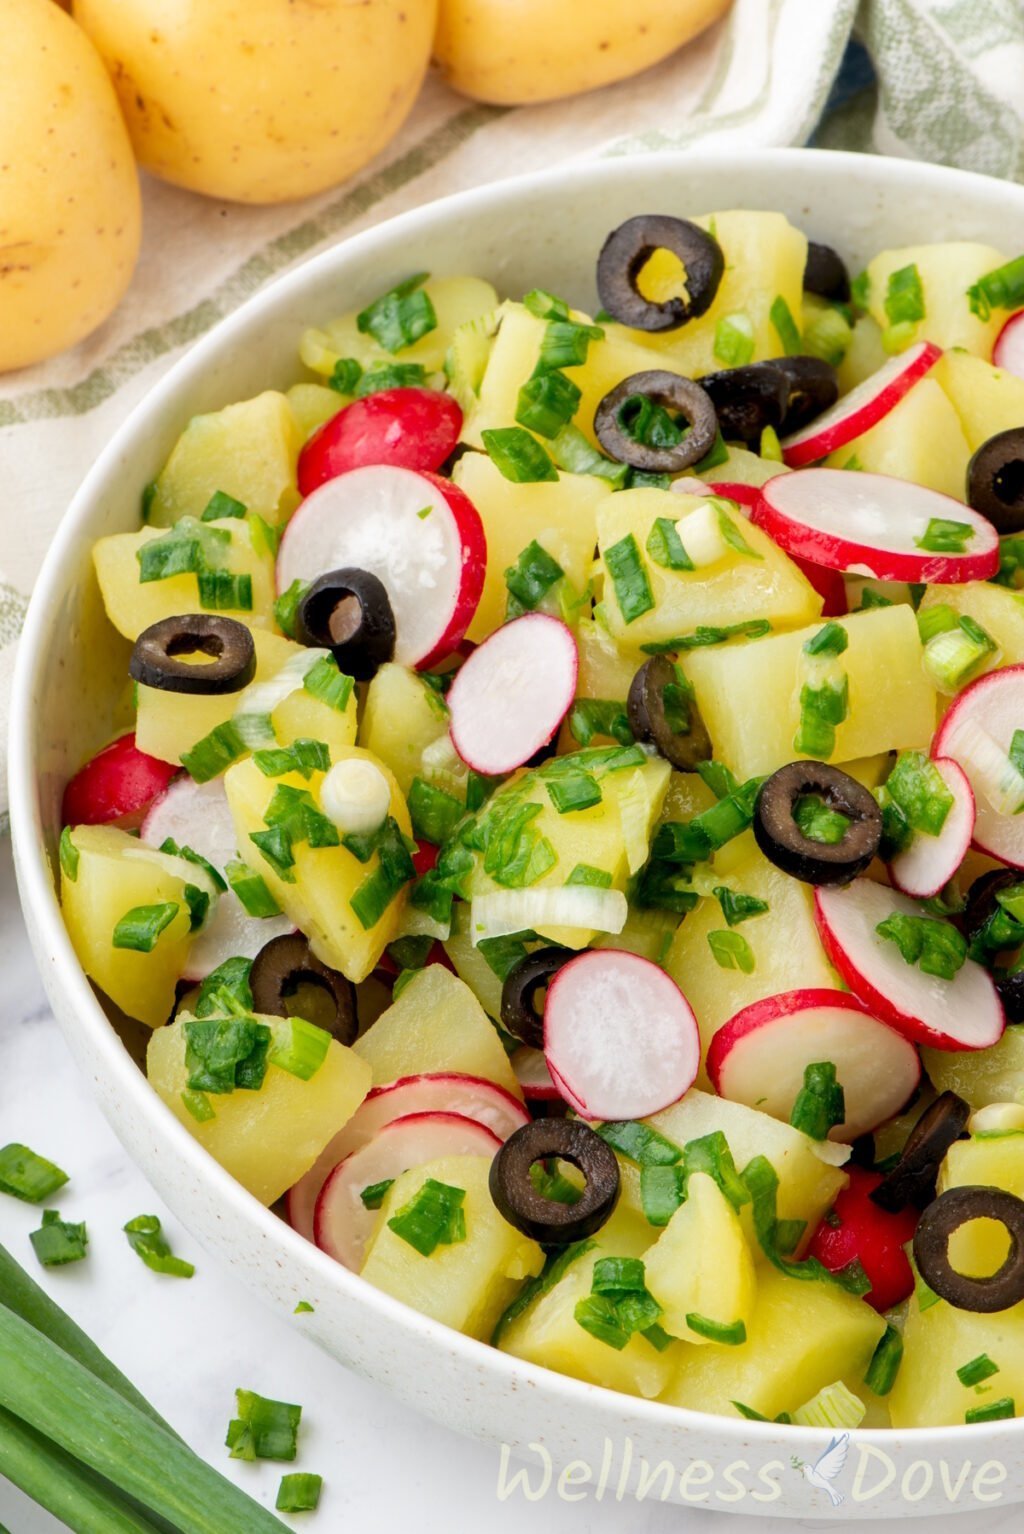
[994,311,1024,381]
[287,1072,528,1241]
[297,388,462,494]
[933,664,1024,869]
[276,464,486,670]
[753,468,1000,583]
[814,878,1004,1051]
[780,341,941,467]
[889,758,975,899]
[313,1110,501,1270]
[511,1046,563,1102]
[448,612,578,776]
[706,988,921,1141]
[706,481,760,510]
[543,949,700,1120]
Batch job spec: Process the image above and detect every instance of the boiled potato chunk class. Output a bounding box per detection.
[61,824,193,1028]
[663,1268,884,1420]
[684,605,938,780]
[837,315,888,395]
[307,276,499,380]
[93,517,276,641]
[359,663,453,798]
[924,1028,1024,1110]
[353,964,522,1099]
[825,377,971,501]
[597,489,821,649]
[286,384,343,443]
[452,452,611,642]
[224,752,410,982]
[890,1290,1024,1428]
[361,1155,543,1340]
[147,1012,371,1206]
[934,349,1024,451]
[711,445,790,489]
[644,1173,756,1344]
[1,0,140,373]
[918,581,1024,674]
[939,1135,1024,1281]
[73,0,436,204]
[864,242,1007,358]
[143,393,301,529]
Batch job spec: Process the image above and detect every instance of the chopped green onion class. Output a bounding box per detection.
[123,1215,194,1279]
[523,288,570,322]
[197,569,252,612]
[575,1258,662,1350]
[759,425,783,463]
[884,263,925,328]
[158,836,227,892]
[802,303,853,366]
[546,769,602,815]
[504,539,565,614]
[804,620,848,657]
[923,615,997,693]
[182,883,210,931]
[967,254,1024,320]
[957,1353,1000,1388]
[865,1325,904,1396]
[492,1240,597,1344]
[793,793,851,846]
[707,930,755,973]
[646,517,694,571]
[302,654,354,714]
[628,469,672,491]
[794,675,848,758]
[356,272,436,354]
[0,1146,69,1205]
[850,270,871,310]
[654,774,764,864]
[181,1089,215,1123]
[883,750,954,839]
[329,357,362,395]
[181,720,246,783]
[386,1178,466,1256]
[225,859,282,917]
[276,1473,322,1513]
[917,602,959,644]
[227,1389,301,1462]
[516,368,581,439]
[548,422,629,486]
[482,426,559,483]
[269,1017,331,1081]
[111,902,179,953]
[274,578,308,639]
[991,536,1024,589]
[713,886,769,926]
[793,1380,866,1430]
[538,318,603,372]
[965,1397,1016,1424]
[875,912,967,980]
[685,1313,746,1346]
[639,618,772,655]
[915,517,975,554]
[141,480,158,521]
[566,863,613,888]
[595,1120,682,1168]
[30,1211,88,1269]
[769,294,802,355]
[715,503,762,560]
[184,1017,271,1094]
[604,533,654,624]
[742,1155,870,1295]
[136,518,230,585]
[294,1300,314,1314]
[253,738,330,780]
[616,393,683,452]
[567,698,634,748]
[194,956,253,1018]
[790,1061,846,1140]
[713,312,755,368]
[408,777,463,845]
[349,817,416,929]
[692,428,729,476]
[529,1159,583,1205]
[58,826,79,882]
[359,1179,395,1211]
[355,363,427,397]
[638,1164,685,1226]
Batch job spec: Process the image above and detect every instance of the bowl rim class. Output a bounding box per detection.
[11,144,1024,1453]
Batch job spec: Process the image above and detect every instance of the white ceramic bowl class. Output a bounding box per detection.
[12,149,1024,1520]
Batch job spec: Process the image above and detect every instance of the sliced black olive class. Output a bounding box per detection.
[489,1120,620,1243]
[967,428,1024,534]
[870,1091,971,1212]
[753,761,882,886]
[500,947,573,1050]
[804,240,852,304]
[249,932,357,1047]
[596,215,724,333]
[627,655,712,771]
[914,1185,1024,1313]
[695,364,789,447]
[963,868,1020,948]
[129,615,256,695]
[997,971,1024,1025]
[594,370,718,473]
[770,355,840,435]
[295,568,395,682]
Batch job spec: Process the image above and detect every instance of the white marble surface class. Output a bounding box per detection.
[0,835,1016,1534]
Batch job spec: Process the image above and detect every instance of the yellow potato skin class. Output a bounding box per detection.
[434,0,731,105]
[72,0,437,204]
[0,0,140,372]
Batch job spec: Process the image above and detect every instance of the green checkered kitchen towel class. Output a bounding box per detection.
[2,0,1023,823]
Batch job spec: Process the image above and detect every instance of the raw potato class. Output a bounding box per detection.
[72,0,437,203]
[434,0,732,105]
[0,0,140,372]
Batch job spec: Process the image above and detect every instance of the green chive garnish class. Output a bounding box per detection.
[957,1353,1000,1388]
[0,1145,69,1205]
[30,1211,88,1269]
[386,1178,466,1256]
[111,903,179,953]
[227,1389,301,1461]
[123,1215,194,1279]
[276,1473,323,1513]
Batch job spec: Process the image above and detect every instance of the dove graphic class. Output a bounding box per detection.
[796,1433,850,1506]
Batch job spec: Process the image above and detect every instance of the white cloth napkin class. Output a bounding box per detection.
[3,0,1024,823]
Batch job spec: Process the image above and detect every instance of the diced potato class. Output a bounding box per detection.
[840,753,894,790]
[224,751,410,982]
[272,673,359,761]
[286,382,343,442]
[93,517,276,642]
[825,377,971,501]
[662,1267,884,1420]
[939,1134,1024,1280]
[597,489,821,649]
[837,314,887,395]
[443,902,504,1019]
[557,615,643,754]
[147,1011,371,1205]
[864,242,1007,358]
[360,1154,543,1341]
[919,581,1024,674]
[61,824,193,1028]
[592,904,680,965]
[684,604,938,780]
[359,662,451,797]
[924,1027,1024,1111]
[452,451,611,642]
[934,348,1024,451]
[644,1172,756,1344]
[312,276,500,378]
[890,1286,1024,1428]
[145,391,302,528]
[712,445,790,488]
[353,964,522,1099]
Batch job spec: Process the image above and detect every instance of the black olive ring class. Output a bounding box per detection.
[489,1120,620,1244]
[500,948,573,1050]
[596,214,725,333]
[295,568,396,682]
[914,1185,1024,1313]
[628,655,712,772]
[753,761,882,886]
[129,614,256,695]
[594,370,718,474]
[967,428,1024,535]
[870,1091,970,1213]
[249,932,358,1047]
[771,355,840,435]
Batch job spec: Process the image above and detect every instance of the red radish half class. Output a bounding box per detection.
[754,469,1000,583]
[297,388,462,495]
[993,311,1024,380]
[141,776,293,979]
[287,1073,528,1241]
[544,949,699,1120]
[313,1111,501,1270]
[511,1046,562,1102]
[934,665,1024,868]
[447,613,577,776]
[889,758,975,899]
[781,341,941,467]
[815,878,1004,1051]
[62,733,178,829]
[706,989,920,1141]
[277,464,486,670]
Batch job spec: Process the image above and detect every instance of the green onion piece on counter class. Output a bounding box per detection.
[0,1145,69,1205]
[58,826,79,882]
[277,1473,323,1513]
[967,254,1024,320]
[685,1313,746,1346]
[515,368,581,439]
[713,312,755,368]
[294,1301,314,1315]
[875,911,967,980]
[30,1211,88,1269]
[356,272,435,354]
[769,294,802,355]
[864,1325,904,1396]
[504,539,565,613]
[387,1178,466,1256]
[225,859,282,918]
[604,532,655,624]
[359,1179,395,1211]
[790,1062,846,1140]
[707,929,756,973]
[957,1353,1000,1388]
[270,1018,332,1082]
[227,1389,302,1462]
[111,902,179,953]
[482,426,559,483]
[123,1216,194,1280]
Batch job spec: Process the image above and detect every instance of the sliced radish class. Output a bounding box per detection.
[276,464,486,670]
[889,758,975,899]
[706,481,759,510]
[708,480,847,611]
[287,1072,528,1241]
[753,469,1000,583]
[141,776,292,979]
[706,989,921,1142]
[297,388,462,495]
[814,878,1004,1051]
[511,1046,562,1102]
[62,733,178,829]
[447,613,577,775]
[934,665,1024,868]
[993,311,1024,380]
[780,341,941,467]
[543,949,700,1120]
[313,1111,501,1270]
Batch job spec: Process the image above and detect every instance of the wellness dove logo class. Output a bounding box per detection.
[791,1433,850,1507]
